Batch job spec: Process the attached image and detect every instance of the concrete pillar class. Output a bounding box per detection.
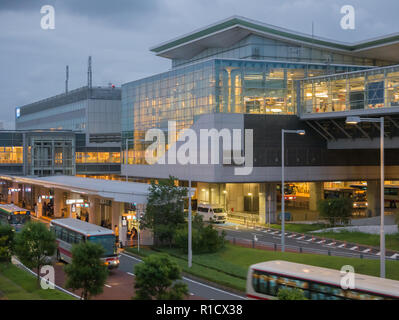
[53,189,64,218]
[226,184,244,213]
[112,202,121,230]
[367,180,381,217]
[11,182,19,204]
[88,195,99,225]
[259,183,277,224]
[309,182,324,211]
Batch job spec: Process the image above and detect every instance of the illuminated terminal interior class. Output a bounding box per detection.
[301,65,399,114]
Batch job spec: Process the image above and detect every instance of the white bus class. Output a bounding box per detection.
[50,218,120,269]
[247,260,399,300]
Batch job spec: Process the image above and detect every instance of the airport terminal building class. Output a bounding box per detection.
[5,16,399,225]
[121,16,399,222]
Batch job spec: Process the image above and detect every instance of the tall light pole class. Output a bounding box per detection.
[188,178,192,268]
[346,116,385,278]
[281,129,305,252]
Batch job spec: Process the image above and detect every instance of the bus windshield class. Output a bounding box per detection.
[11,214,30,225]
[88,235,116,256]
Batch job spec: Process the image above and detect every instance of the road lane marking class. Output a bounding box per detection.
[181,277,247,300]
[105,284,112,288]
[120,252,246,300]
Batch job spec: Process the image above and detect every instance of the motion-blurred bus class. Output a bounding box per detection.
[50,218,119,269]
[247,260,399,300]
[351,184,399,208]
[0,204,30,232]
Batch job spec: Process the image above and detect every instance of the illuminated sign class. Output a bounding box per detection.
[16,107,21,118]
[66,199,84,204]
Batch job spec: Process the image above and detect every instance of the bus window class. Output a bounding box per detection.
[88,235,116,256]
[61,229,69,243]
[268,274,279,296]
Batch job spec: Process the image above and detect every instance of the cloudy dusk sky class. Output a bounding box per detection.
[0,0,398,128]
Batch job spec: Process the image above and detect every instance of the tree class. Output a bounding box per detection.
[0,224,14,263]
[175,215,226,253]
[64,242,108,300]
[317,197,353,226]
[277,287,307,300]
[141,176,187,247]
[134,253,188,300]
[14,221,56,285]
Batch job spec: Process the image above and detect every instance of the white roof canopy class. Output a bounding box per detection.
[1,175,151,204]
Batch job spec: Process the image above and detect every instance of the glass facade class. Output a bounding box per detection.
[0,147,23,164]
[122,58,367,164]
[16,100,87,131]
[172,35,390,69]
[300,65,399,114]
[76,151,121,163]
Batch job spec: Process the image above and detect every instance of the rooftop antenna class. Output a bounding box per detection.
[65,65,69,94]
[311,21,314,62]
[87,56,92,89]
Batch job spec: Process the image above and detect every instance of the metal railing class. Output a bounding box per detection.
[225,235,399,261]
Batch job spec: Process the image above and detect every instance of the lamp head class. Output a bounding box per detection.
[296,130,306,136]
[346,116,361,125]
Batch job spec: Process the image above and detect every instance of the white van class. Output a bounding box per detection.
[196,203,227,223]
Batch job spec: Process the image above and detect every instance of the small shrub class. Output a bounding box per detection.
[277,287,307,300]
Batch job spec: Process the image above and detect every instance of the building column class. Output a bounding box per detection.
[53,189,64,218]
[367,180,381,217]
[309,182,324,211]
[11,182,19,204]
[259,183,277,224]
[111,202,121,230]
[88,195,99,225]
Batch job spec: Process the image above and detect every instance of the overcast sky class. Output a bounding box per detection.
[0,0,398,128]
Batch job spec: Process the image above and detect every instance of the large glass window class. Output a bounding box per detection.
[0,147,23,163]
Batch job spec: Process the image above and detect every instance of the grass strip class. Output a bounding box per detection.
[0,263,75,300]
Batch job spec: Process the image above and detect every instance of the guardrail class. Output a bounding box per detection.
[225,235,399,261]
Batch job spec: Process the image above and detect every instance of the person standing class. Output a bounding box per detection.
[114,224,119,247]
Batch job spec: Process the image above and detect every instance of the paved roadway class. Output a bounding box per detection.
[215,222,399,260]
[30,215,246,300]
[118,252,246,300]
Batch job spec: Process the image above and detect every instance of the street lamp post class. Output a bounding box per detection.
[281,129,305,252]
[188,178,192,268]
[346,116,385,278]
